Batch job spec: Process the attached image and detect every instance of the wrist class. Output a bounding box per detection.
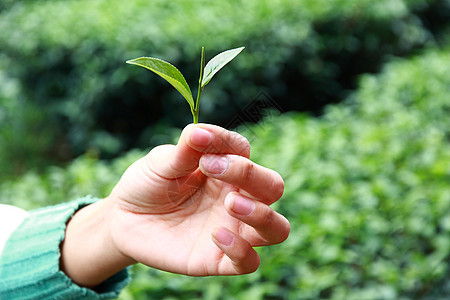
[60,198,135,288]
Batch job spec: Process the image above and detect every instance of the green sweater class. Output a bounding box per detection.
[0,196,130,299]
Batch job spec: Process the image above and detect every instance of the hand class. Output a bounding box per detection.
[61,124,290,287]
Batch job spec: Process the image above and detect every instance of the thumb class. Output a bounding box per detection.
[147,123,250,179]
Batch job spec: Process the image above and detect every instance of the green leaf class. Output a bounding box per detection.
[126,57,194,110]
[201,47,244,87]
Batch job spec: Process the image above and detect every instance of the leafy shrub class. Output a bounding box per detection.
[244,48,450,299]
[1,0,448,176]
[2,47,449,299]
[0,67,59,178]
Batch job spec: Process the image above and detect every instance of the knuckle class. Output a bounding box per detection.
[220,130,250,156]
[234,246,259,274]
[261,207,275,229]
[240,160,255,181]
[237,134,251,157]
[278,218,291,244]
[245,261,259,274]
[271,172,285,200]
[261,209,290,244]
[238,244,254,261]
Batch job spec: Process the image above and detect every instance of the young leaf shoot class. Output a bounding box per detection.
[126,46,244,124]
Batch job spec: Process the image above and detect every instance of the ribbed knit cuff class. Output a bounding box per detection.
[0,196,130,300]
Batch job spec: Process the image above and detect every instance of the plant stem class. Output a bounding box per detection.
[194,46,206,124]
[193,111,199,124]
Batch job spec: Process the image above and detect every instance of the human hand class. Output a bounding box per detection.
[61,124,290,286]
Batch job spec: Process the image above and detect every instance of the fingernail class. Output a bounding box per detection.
[225,194,255,216]
[212,227,235,246]
[201,155,228,174]
[191,127,213,147]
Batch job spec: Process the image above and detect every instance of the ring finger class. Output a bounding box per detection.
[224,192,290,247]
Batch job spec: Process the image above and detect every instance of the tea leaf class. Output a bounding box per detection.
[201,47,244,87]
[126,57,194,110]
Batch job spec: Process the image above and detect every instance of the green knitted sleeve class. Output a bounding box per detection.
[0,196,130,300]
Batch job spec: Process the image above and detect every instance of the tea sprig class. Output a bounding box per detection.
[126,46,244,124]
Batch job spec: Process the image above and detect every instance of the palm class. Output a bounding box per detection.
[111,162,244,275]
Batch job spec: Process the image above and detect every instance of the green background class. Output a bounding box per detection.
[0,0,449,299]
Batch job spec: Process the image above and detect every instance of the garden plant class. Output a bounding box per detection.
[127,47,244,124]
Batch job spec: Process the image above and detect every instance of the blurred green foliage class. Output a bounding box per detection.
[1,0,450,178]
[1,46,449,299]
[1,0,449,298]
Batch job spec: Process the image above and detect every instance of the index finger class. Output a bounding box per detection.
[199,154,284,204]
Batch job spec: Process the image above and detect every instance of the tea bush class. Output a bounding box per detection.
[1,0,449,177]
[1,46,449,299]
[243,49,450,299]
